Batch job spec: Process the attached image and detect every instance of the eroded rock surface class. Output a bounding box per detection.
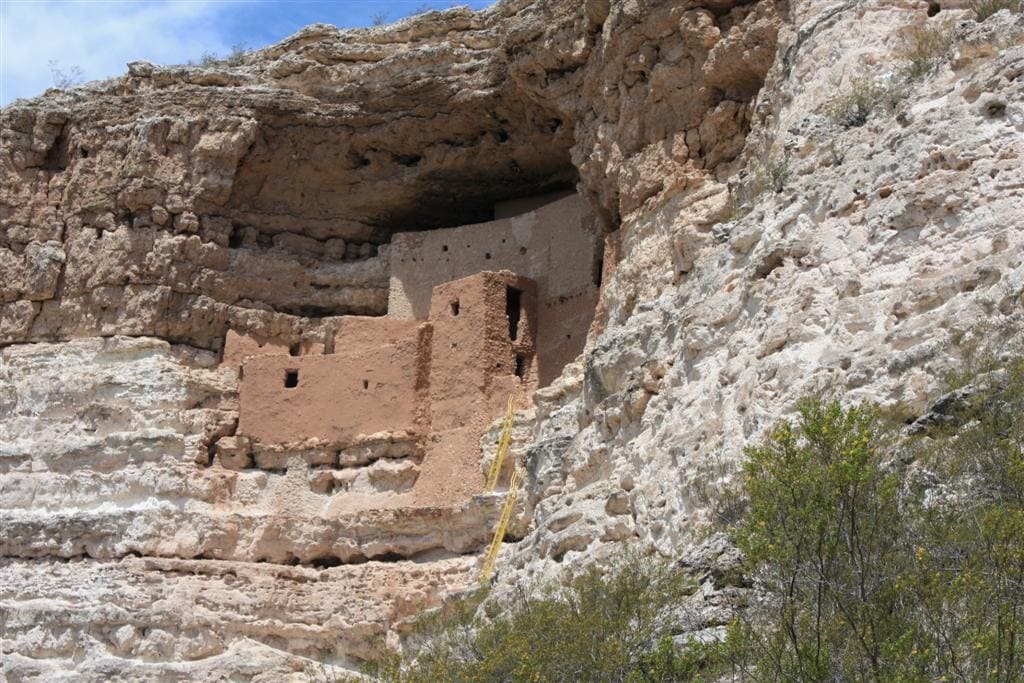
[3,0,1023,679]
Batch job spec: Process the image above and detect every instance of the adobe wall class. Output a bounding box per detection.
[387,193,600,387]
[223,330,325,369]
[414,271,537,505]
[237,318,431,444]
[493,190,575,220]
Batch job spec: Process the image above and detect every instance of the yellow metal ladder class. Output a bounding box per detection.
[480,396,520,583]
[481,466,523,584]
[483,396,516,494]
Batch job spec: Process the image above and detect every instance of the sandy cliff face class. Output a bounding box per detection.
[2,0,1023,679]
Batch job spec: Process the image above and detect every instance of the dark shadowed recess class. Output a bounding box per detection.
[226,104,579,243]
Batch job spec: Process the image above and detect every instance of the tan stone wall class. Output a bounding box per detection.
[388,193,600,386]
[237,318,430,444]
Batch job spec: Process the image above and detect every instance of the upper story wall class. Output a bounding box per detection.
[388,193,600,386]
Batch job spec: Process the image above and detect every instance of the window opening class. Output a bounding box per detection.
[506,286,523,341]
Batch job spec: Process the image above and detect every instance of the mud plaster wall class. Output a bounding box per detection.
[388,193,600,387]
[413,271,537,505]
[237,318,431,444]
[223,329,325,368]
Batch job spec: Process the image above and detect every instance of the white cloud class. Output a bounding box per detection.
[1,0,236,105]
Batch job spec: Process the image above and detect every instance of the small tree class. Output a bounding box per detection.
[48,60,83,89]
[731,400,915,681]
[684,362,1024,681]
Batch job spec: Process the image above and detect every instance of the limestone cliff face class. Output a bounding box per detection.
[3,0,1023,679]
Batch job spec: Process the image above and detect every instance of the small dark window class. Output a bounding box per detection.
[450,299,460,316]
[485,252,492,260]
[362,379,369,390]
[95,228,103,240]
[289,343,301,357]
[514,354,526,378]
[238,367,244,380]
[228,226,244,248]
[284,369,299,388]
[519,246,527,255]
[442,244,448,252]
[506,286,522,341]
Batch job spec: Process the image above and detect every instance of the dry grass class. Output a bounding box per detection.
[825,76,907,128]
[971,0,1023,21]
[898,23,954,78]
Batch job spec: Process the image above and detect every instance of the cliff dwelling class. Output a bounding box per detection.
[216,192,602,508]
[11,0,1023,676]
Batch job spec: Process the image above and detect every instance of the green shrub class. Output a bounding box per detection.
[825,22,952,128]
[727,151,792,217]
[731,400,914,681]
[365,553,695,682]
[898,23,954,79]
[685,362,1024,681]
[972,0,1023,21]
[825,76,907,129]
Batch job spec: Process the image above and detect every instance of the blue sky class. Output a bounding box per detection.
[0,0,494,105]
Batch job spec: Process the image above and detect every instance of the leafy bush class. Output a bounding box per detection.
[731,400,913,680]
[972,0,1023,21]
[680,361,1024,681]
[366,554,695,682]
